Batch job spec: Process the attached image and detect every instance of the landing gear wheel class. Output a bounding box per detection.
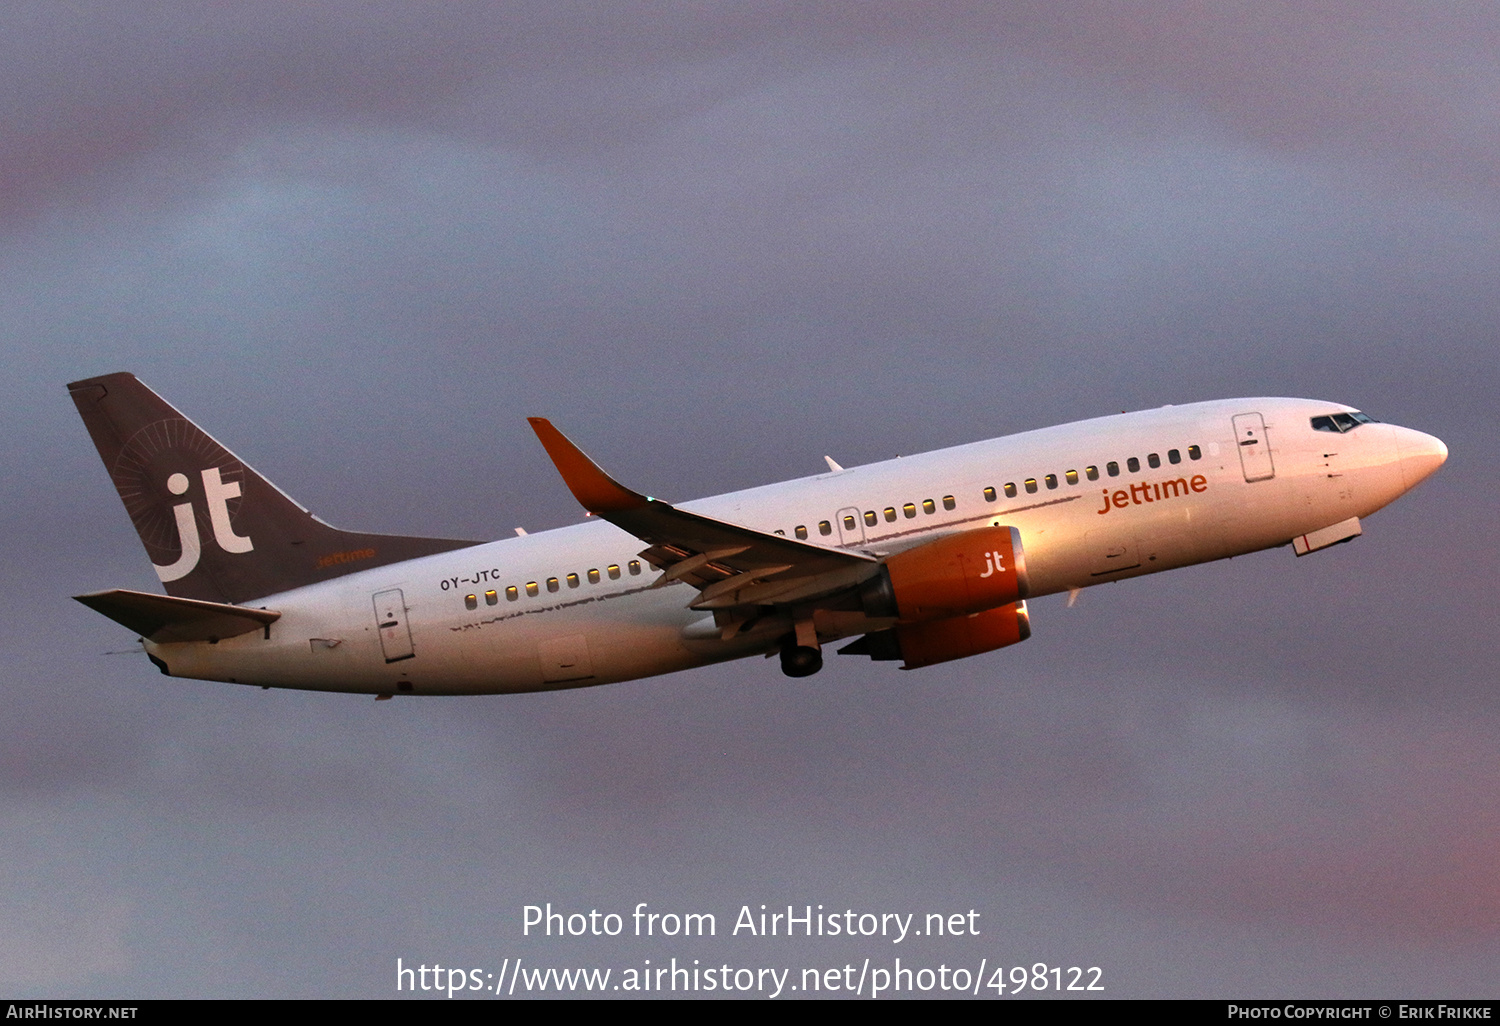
[779,636,823,677]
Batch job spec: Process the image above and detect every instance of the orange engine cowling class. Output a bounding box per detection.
[839,600,1032,669]
[895,601,1030,669]
[846,526,1032,670]
[873,524,1029,622]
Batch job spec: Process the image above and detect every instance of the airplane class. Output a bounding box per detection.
[68,373,1447,696]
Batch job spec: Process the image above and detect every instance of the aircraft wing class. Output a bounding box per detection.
[528,419,879,611]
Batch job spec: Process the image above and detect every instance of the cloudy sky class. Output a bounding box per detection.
[3,1,1496,998]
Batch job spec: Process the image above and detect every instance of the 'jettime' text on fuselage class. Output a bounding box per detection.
[1095,475,1209,515]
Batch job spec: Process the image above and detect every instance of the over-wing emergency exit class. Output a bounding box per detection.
[68,373,1447,695]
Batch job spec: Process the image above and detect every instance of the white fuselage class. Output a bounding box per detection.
[150,398,1445,695]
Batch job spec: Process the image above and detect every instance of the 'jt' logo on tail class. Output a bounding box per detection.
[154,467,254,582]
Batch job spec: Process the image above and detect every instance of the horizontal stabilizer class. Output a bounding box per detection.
[75,588,280,643]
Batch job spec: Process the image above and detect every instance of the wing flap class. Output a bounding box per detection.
[75,588,280,643]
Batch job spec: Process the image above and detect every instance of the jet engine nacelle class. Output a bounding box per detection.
[862,524,1029,622]
[896,601,1030,669]
[846,525,1031,669]
[839,600,1031,669]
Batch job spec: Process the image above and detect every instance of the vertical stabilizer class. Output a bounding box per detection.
[68,372,479,604]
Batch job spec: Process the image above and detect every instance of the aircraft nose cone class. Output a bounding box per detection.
[1395,427,1448,490]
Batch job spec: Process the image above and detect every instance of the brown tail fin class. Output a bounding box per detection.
[68,372,479,604]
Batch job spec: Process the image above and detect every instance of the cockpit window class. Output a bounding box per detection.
[1311,411,1376,433]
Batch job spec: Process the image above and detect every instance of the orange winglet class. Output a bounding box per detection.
[527,418,649,513]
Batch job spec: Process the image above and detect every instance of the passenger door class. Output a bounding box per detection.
[373,588,415,663]
[1232,413,1275,482]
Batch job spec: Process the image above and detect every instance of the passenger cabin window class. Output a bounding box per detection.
[942,495,956,510]
[587,568,600,584]
[1168,449,1181,464]
[902,503,916,518]
[607,564,621,580]
[795,525,808,540]
[1127,457,1140,473]
[864,510,877,526]
[1044,474,1058,490]
[628,560,641,575]
[465,594,477,610]
[819,520,832,535]
[506,585,518,601]
[774,529,785,536]
[1188,445,1202,460]
[566,573,579,588]
[922,499,935,514]
[525,581,539,597]
[843,514,857,530]
[884,507,897,522]
[1024,478,1038,494]
[546,577,559,593]
[1148,453,1161,469]
[485,589,498,605]
[1004,483,1017,498]
[983,486,996,502]
[1107,461,1119,477]
[1085,466,1099,481]
[1065,469,1079,485]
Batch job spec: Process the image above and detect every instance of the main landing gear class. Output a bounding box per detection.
[778,630,823,678]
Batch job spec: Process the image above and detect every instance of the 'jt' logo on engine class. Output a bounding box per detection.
[153,467,254,582]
